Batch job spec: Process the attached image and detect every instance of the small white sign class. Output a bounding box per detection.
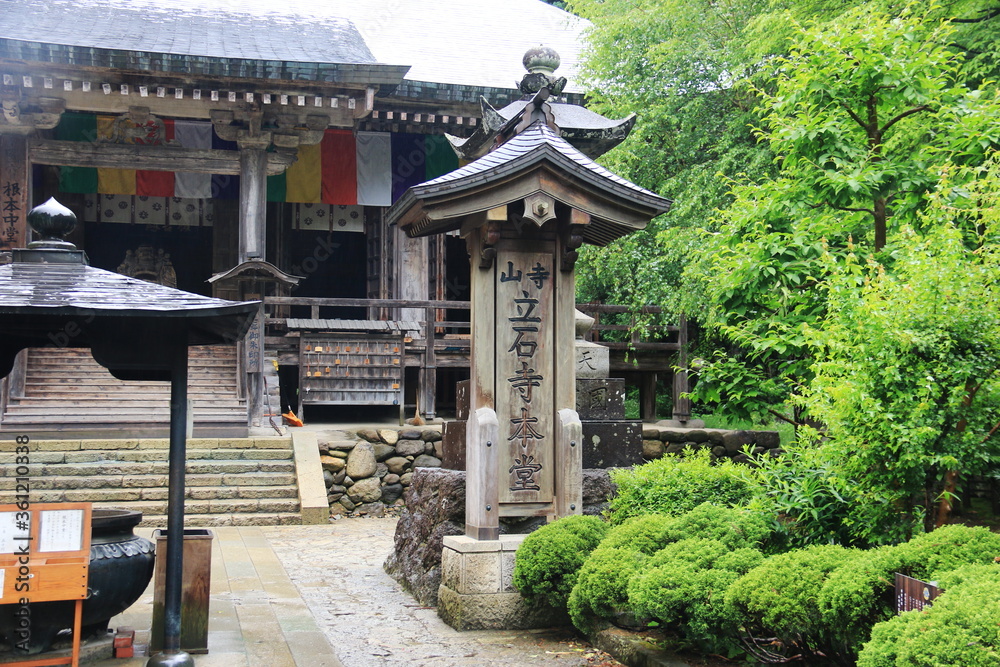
[39,510,84,553]
[0,512,30,554]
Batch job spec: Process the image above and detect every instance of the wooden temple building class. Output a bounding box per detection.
[0,0,683,437]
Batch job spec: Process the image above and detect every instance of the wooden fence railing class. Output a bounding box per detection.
[263,297,689,420]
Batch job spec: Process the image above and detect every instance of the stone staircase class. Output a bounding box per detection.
[1,345,248,438]
[0,436,303,526]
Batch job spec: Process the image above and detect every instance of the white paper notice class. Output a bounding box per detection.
[39,510,84,553]
[0,568,5,599]
[0,512,30,554]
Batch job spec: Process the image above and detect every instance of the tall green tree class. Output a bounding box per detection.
[570,0,776,320]
[691,7,1000,427]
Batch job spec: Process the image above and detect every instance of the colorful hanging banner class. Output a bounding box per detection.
[57,114,460,206]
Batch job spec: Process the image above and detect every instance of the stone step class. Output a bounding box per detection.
[4,404,245,414]
[0,438,292,451]
[0,448,292,464]
[0,471,298,491]
[84,498,301,517]
[135,512,301,527]
[0,459,295,477]
[25,484,300,504]
[6,398,245,409]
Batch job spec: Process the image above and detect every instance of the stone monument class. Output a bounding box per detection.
[387,48,670,630]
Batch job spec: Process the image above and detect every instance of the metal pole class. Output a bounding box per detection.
[147,342,194,667]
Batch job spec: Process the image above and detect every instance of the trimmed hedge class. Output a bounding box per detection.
[629,537,763,655]
[608,449,760,525]
[726,544,863,663]
[858,567,1000,666]
[512,514,608,608]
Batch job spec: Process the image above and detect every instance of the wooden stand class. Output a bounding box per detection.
[0,503,92,667]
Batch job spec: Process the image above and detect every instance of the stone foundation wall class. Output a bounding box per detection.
[383,467,616,606]
[318,427,443,517]
[640,425,783,463]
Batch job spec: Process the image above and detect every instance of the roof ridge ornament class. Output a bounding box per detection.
[26,198,78,251]
[518,45,567,97]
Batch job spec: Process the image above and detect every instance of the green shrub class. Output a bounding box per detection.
[568,546,646,633]
[512,514,608,609]
[629,538,763,655]
[889,524,1000,577]
[818,524,1000,659]
[858,572,1000,666]
[599,514,677,553]
[608,449,760,525]
[726,544,863,663]
[663,502,773,551]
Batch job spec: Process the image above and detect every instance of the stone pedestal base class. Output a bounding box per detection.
[437,534,567,630]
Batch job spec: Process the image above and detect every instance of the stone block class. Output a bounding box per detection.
[396,439,425,457]
[576,378,626,420]
[756,431,781,449]
[575,340,610,379]
[455,379,470,421]
[641,439,664,460]
[378,429,399,445]
[437,585,568,631]
[441,420,467,470]
[722,430,756,454]
[581,420,643,469]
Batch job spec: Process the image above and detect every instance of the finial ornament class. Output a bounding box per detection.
[26,197,77,250]
[518,46,567,96]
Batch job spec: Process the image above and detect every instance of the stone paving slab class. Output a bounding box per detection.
[263,519,618,667]
[75,521,619,667]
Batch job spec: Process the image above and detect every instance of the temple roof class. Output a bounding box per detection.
[0,0,408,86]
[0,0,588,100]
[389,121,671,246]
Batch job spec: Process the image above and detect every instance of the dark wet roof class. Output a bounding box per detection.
[0,0,408,85]
[0,261,256,319]
[389,121,671,246]
[425,121,664,202]
[498,101,631,130]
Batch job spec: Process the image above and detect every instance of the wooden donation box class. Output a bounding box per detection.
[0,503,92,667]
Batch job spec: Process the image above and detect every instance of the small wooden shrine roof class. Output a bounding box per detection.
[208,260,302,287]
[448,98,636,160]
[389,121,671,246]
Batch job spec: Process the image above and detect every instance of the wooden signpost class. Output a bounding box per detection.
[0,502,92,667]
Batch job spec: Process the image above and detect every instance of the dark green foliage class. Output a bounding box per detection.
[629,538,763,655]
[599,514,677,553]
[512,515,609,609]
[662,502,773,551]
[858,569,1000,666]
[889,524,1000,576]
[608,449,760,525]
[568,546,646,633]
[726,544,863,663]
[816,525,1000,660]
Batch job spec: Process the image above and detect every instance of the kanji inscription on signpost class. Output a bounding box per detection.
[497,253,554,503]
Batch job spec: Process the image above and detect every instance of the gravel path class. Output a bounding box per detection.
[263,518,622,667]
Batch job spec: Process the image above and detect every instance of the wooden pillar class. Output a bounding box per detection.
[237,145,267,262]
[672,315,692,422]
[421,306,437,419]
[640,371,657,420]
[0,133,29,251]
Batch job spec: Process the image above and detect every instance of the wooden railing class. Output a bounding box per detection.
[263,296,689,420]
